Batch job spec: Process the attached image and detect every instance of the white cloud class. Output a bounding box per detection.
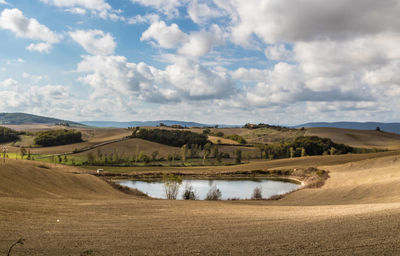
[26,42,53,53]
[141,21,187,49]
[69,29,116,55]
[264,44,293,61]
[221,0,400,46]
[40,0,121,20]
[127,13,159,24]
[0,0,9,5]
[188,0,222,24]
[0,8,61,52]
[66,8,87,15]
[130,0,187,18]
[22,73,44,83]
[76,55,236,103]
[178,24,224,57]
[0,78,19,89]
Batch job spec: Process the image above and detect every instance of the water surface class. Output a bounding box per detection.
[118,178,301,200]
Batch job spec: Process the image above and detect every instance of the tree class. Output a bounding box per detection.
[301,147,306,157]
[87,152,95,165]
[163,174,182,200]
[234,148,242,164]
[202,142,212,164]
[181,144,187,163]
[20,147,27,159]
[151,150,159,161]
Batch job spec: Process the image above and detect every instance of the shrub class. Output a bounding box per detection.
[206,185,222,200]
[251,187,263,200]
[182,183,198,200]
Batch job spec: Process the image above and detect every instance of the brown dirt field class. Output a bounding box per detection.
[305,127,400,150]
[207,135,239,145]
[2,151,400,255]
[75,138,182,158]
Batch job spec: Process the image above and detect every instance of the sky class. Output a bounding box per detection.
[0,0,399,125]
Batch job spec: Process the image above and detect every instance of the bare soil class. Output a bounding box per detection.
[2,151,400,255]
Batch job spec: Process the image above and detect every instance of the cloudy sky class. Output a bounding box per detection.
[0,0,399,125]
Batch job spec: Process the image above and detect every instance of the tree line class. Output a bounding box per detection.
[0,126,20,143]
[34,129,83,147]
[131,128,209,148]
[256,136,380,159]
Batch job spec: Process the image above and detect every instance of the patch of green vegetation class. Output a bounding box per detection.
[132,128,208,147]
[34,129,83,147]
[0,126,20,143]
[224,134,247,144]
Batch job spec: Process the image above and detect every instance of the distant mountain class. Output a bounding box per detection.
[0,113,83,126]
[294,122,400,134]
[80,120,238,128]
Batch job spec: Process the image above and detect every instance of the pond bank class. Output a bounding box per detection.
[98,167,329,200]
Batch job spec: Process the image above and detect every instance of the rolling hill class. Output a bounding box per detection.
[80,120,238,128]
[0,113,83,126]
[296,121,400,134]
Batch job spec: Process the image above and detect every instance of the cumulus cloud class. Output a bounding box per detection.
[141,21,187,49]
[26,42,53,53]
[130,0,187,18]
[0,0,9,5]
[76,54,236,103]
[0,8,61,52]
[178,24,225,57]
[69,29,116,55]
[40,0,121,20]
[264,44,293,61]
[187,0,222,24]
[219,0,400,46]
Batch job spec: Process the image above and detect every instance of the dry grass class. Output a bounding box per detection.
[305,127,400,150]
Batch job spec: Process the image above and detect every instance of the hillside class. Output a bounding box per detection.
[0,160,123,199]
[0,113,83,126]
[80,120,238,128]
[296,121,400,134]
[305,127,400,150]
[3,153,400,255]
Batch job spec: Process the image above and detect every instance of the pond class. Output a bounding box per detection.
[117,178,301,200]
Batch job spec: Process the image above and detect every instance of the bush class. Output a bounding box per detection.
[206,185,222,200]
[34,129,83,147]
[251,187,263,200]
[182,183,198,200]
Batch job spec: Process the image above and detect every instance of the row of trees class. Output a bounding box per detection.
[255,136,375,160]
[132,128,209,148]
[0,126,20,143]
[34,129,83,147]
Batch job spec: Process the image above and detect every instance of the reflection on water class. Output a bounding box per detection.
[117,179,301,200]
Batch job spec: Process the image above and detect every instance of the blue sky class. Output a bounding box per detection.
[0,0,399,125]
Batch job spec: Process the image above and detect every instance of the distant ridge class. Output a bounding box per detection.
[0,113,83,126]
[80,120,238,128]
[295,122,400,134]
